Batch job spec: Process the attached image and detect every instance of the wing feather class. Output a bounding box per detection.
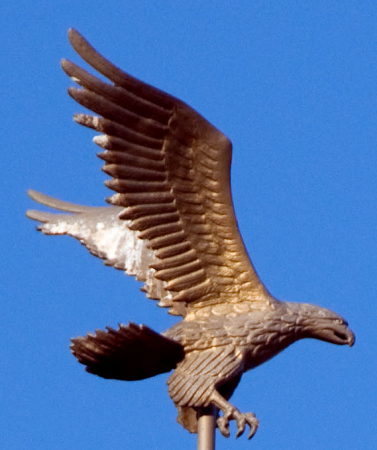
[27,29,269,317]
[26,190,170,308]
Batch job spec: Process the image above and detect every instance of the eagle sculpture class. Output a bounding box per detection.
[27,29,354,440]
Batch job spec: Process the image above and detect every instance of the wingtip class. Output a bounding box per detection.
[67,28,80,42]
[27,189,54,206]
[67,28,93,56]
[27,188,35,198]
[26,190,50,222]
[27,189,44,202]
[63,29,81,70]
[25,209,42,222]
[27,189,94,213]
[60,58,70,72]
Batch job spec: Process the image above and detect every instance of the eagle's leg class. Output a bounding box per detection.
[210,390,259,439]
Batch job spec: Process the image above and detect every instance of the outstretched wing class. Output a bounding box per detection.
[27,190,170,305]
[27,29,267,316]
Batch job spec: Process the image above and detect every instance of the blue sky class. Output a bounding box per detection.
[2,1,376,449]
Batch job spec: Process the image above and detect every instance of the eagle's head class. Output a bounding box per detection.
[286,303,355,347]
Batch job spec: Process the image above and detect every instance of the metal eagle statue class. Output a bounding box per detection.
[27,29,354,441]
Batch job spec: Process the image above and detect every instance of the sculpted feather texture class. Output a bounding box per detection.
[27,29,354,440]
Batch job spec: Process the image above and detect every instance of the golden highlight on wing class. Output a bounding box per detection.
[28,29,268,316]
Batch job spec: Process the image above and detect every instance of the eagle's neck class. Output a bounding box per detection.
[242,311,300,371]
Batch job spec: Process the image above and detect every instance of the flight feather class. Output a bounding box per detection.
[27,29,266,316]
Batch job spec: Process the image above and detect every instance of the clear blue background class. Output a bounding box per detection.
[2,1,376,449]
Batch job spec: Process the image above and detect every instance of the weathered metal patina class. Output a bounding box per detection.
[27,30,354,441]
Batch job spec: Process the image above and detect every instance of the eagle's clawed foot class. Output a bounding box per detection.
[217,407,259,439]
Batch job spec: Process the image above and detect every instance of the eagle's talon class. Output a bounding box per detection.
[217,406,259,439]
[234,413,246,438]
[217,416,230,437]
[235,426,244,438]
[234,410,258,439]
[244,413,259,439]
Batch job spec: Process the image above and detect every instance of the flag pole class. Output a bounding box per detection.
[197,405,216,450]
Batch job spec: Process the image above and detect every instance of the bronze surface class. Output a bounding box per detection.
[27,29,354,440]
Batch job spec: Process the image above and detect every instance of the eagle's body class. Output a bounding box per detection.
[27,30,354,440]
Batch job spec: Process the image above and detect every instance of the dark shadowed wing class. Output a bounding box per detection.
[27,29,267,316]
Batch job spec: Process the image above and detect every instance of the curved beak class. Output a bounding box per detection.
[331,323,355,347]
[311,322,355,347]
[346,327,355,347]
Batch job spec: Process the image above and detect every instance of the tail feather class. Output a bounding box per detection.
[71,323,184,381]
